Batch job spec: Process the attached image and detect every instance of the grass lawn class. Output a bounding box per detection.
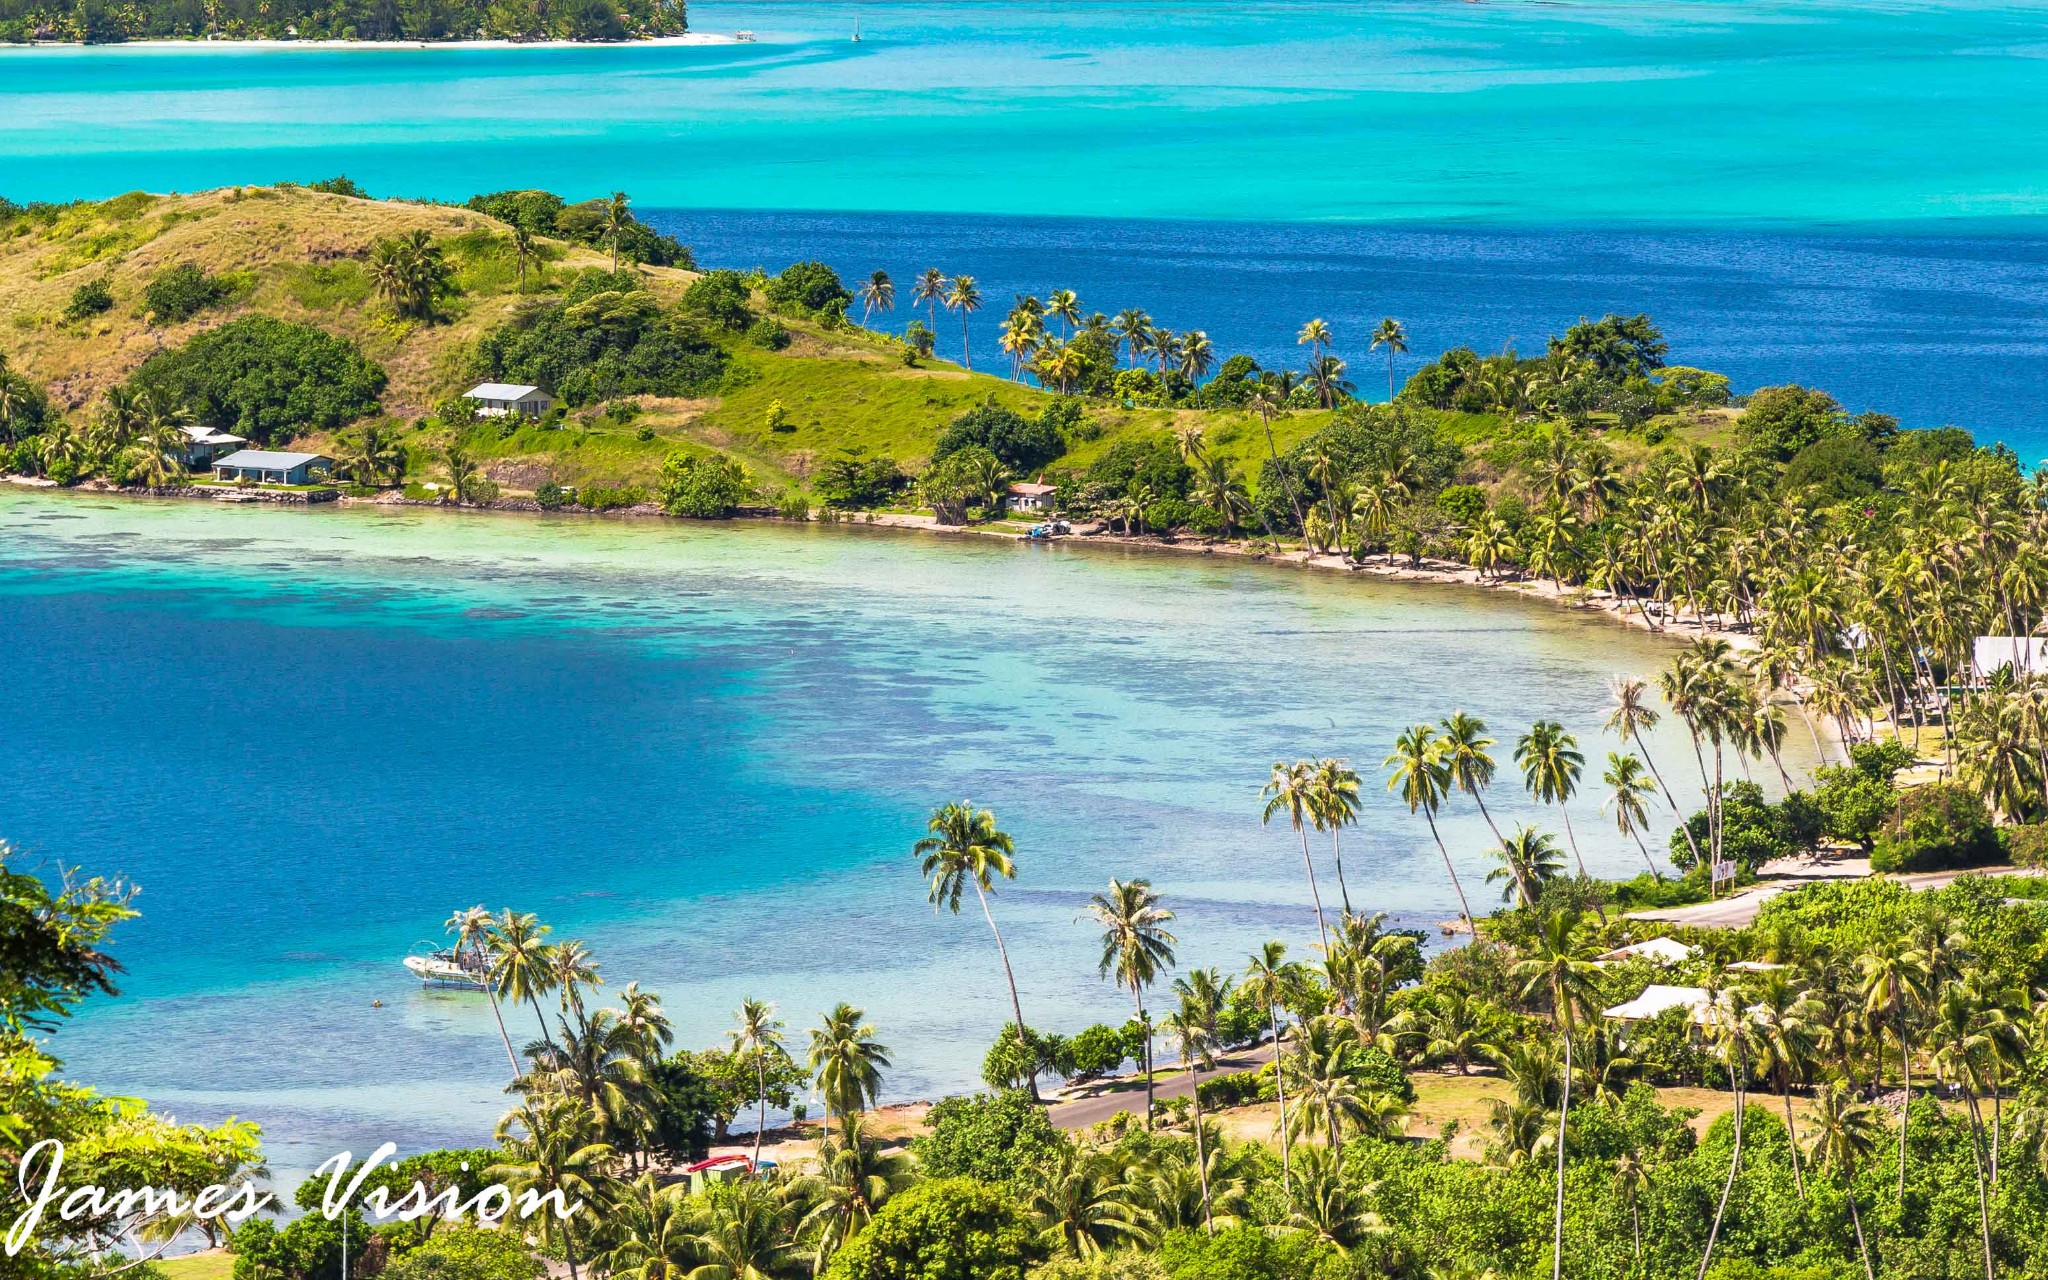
[155,1251,234,1280]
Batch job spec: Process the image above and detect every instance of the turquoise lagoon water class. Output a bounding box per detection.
[0,491,1766,1169]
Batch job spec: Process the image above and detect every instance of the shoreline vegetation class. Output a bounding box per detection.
[15,179,2048,1280]
[0,32,735,48]
[0,0,689,45]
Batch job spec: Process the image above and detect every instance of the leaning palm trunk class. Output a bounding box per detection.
[1270,1005,1293,1198]
[974,880,1040,1102]
[753,1051,769,1171]
[1630,725,1706,869]
[1698,1048,1746,1280]
[1846,1175,1877,1280]
[1897,999,1911,1199]
[1423,810,1478,935]
[1293,825,1331,952]
[1190,1086,1214,1234]
[1551,1027,1573,1280]
[1330,828,1354,919]
[1963,1085,1997,1280]
[1779,1072,1805,1198]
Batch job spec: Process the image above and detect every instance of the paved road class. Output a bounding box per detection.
[1047,1042,1279,1131]
[1628,865,2032,930]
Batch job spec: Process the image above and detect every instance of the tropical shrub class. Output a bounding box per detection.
[822,1178,1039,1280]
[933,402,1066,474]
[1870,782,2000,873]
[1065,1022,1138,1080]
[681,269,753,330]
[817,447,908,509]
[1810,740,1909,851]
[658,451,752,518]
[764,260,852,320]
[2006,823,2048,868]
[143,263,231,323]
[1153,1225,1352,1280]
[475,270,725,406]
[131,315,385,444]
[64,278,113,321]
[746,316,791,350]
[1670,781,1818,873]
[914,1091,1069,1187]
[469,190,692,266]
[380,1229,540,1280]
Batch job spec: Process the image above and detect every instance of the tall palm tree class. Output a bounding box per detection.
[683,1177,800,1280]
[944,275,982,370]
[1510,909,1600,1280]
[1308,758,1362,918]
[807,1004,891,1144]
[448,905,521,1079]
[859,269,895,327]
[1809,1084,1882,1280]
[1605,674,1705,869]
[1370,317,1408,402]
[914,800,1035,1098]
[1384,725,1477,934]
[1601,752,1665,880]
[1516,720,1589,877]
[1262,760,1332,949]
[510,224,538,291]
[1747,969,1816,1198]
[1695,974,1756,1280]
[730,998,787,1171]
[1296,318,1332,369]
[1164,974,1223,1232]
[1486,825,1565,909]
[1083,879,1177,1129]
[1244,941,1303,1196]
[1113,308,1153,368]
[1438,711,1507,849]
[489,1097,612,1280]
[912,268,949,352]
[602,191,632,272]
[1858,936,1931,1198]
[1046,288,1081,338]
[486,909,560,1053]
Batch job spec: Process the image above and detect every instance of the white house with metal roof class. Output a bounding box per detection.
[1973,636,2048,685]
[212,449,333,486]
[174,425,247,469]
[464,382,555,419]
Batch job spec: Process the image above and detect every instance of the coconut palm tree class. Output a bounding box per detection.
[1746,969,1817,1198]
[1308,758,1362,918]
[1370,317,1408,401]
[1605,675,1706,868]
[1439,712,1508,849]
[489,1096,613,1280]
[1486,825,1564,909]
[1601,752,1665,880]
[1262,760,1332,949]
[808,1004,890,1144]
[1307,354,1351,410]
[510,225,538,291]
[859,269,895,327]
[1083,878,1177,1129]
[1384,725,1477,934]
[1244,941,1304,1195]
[798,1112,915,1267]
[914,800,1036,1098]
[912,269,949,352]
[944,276,983,370]
[1046,288,1081,338]
[1028,1147,1145,1259]
[601,191,632,272]
[730,998,786,1171]
[1297,318,1332,367]
[447,905,521,1078]
[1163,976,1222,1232]
[1809,1084,1882,1280]
[1516,720,1589,877]
[487,909,560,1053]
[1696,974,1757,1280]
[1509,909,1601,1280]
[1858,936,1931,1198]
[1112,309,1152,368]
[683,1177,800,1280]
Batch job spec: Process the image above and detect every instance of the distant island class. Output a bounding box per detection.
[0,0,685,45]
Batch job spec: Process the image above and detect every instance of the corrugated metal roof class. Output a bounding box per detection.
[465,382,543,400]
[214,450,330,470]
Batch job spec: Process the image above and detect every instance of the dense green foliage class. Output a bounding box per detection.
[822,1179,1039,1280]
[1870,783,2000,873]
[465,190,693,268]
[475,270,726,407]
[133,314,386,443]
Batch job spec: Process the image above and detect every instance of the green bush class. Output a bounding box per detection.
[380,1229,540,1280]
[912,1091,1069,1187]
[746,317,791,350]
[580,482,647,511]
[1871,783,2001,873]
[475,269,725,407]
[1195,1066,1274,1110]
[534,480,568,510]
[1153,1225,1351,1280]
[682,269,754,330]
[1066,1022,1139,1080]
[823,1178,1039,1280]
[934,403,1066,474]
[2005,824,2048,868]
[764,260,851,320]
[658,451,752,518]
[132,315,385,444]
[143,263,230,323]
[64,278,113,321]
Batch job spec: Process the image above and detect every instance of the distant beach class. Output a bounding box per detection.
[3,31,739,49]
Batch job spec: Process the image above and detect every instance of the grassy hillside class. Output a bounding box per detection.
[0,186,1355,498]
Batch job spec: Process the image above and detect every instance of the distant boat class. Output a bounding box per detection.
[403,944,487,989]
[851,12,860,41]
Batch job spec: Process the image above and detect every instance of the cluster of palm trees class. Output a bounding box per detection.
[20,382,193,487]
[368,229,453,322]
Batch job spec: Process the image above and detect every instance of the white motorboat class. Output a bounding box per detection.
[403,946,488,989]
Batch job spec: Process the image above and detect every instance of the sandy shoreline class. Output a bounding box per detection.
[2,32,740,50]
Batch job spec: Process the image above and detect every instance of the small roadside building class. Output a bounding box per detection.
[1601,984,1712,1024]
[1595,938,1697,968]
[1007,481,1057,513]
[174,425,247,469]
[464,382,554,419]
[213,449,333,486]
